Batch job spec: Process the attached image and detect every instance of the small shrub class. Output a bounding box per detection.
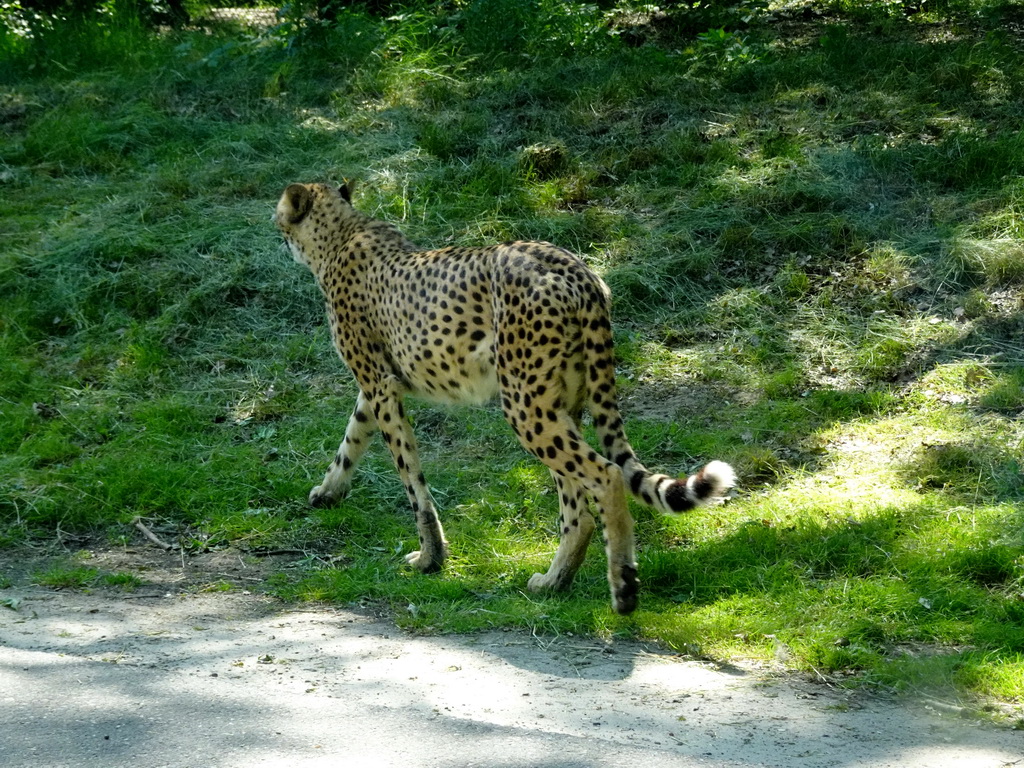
[980,368,1024,412]
[519,142,569,180]
[34,565,98,589]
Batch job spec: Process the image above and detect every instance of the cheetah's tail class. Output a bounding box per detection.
[579,292,736,514]
[616,454,736,514]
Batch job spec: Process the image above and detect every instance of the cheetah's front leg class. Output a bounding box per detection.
[309,391,377,508]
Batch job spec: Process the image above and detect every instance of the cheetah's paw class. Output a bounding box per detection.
[308,481,351,508]
[527,572,554,592]
[404,549,444,574]
[308,485,336,508]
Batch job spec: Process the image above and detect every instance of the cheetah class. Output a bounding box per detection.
[274,182,735,615]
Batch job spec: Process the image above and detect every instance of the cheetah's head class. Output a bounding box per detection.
[274,182,355,268]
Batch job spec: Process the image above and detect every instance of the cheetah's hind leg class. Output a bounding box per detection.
[528,473,596,593]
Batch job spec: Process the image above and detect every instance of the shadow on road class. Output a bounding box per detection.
[1,584,1019,768]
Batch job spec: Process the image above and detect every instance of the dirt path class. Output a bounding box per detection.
[1,547,1021,767]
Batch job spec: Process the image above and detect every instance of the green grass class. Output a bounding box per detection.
[2,1,1023,710]
[31,562,143,591]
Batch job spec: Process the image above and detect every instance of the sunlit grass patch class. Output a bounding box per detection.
[940,237,1024,288]
[979,367,1024,412]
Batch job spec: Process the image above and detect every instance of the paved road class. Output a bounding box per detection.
[1,587,1020,767]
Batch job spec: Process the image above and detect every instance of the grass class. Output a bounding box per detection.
[1,0,1023,710]
[32,561,143,591]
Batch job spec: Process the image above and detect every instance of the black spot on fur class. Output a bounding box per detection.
[690,468,715,499]
[664,482,696,512]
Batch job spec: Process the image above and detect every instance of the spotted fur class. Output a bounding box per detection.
[274,182,736,614]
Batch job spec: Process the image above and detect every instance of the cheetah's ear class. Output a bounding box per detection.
[283,184,313,224]
[339,180,354,203]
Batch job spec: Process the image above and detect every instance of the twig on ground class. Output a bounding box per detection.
[132,517,174,551]
[248,548,308,557]
[920,696,970,715]
[120,593,168,599]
